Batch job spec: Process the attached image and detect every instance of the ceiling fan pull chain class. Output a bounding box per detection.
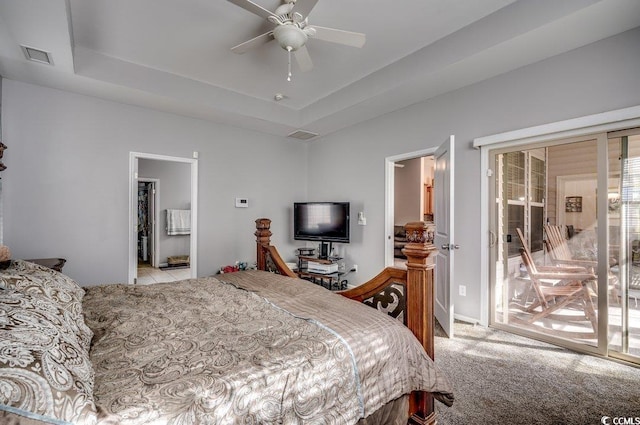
[287,46,292,81]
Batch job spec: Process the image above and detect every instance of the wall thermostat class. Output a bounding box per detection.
[235,198,249,208]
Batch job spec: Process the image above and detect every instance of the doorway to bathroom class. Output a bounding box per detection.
[129,152,198,284]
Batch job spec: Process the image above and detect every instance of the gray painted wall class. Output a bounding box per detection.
[306,27,640,322]
[138,158,191,264]
[0,80,308,285]
[1,27,639,321]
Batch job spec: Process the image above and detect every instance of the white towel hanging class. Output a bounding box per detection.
[166,209,191,235]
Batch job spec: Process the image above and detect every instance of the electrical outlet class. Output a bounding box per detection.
[353,264,358,273]
[459,285,466,296]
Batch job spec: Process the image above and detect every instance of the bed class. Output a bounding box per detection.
[0,218,453,425]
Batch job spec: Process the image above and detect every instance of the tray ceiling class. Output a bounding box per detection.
[0,0,639,139]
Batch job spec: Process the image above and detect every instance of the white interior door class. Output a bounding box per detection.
[434,135,456,337]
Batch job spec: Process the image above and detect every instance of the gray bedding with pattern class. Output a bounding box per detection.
[1,261,453,425]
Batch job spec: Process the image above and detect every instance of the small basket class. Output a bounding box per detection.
[167,255,190,266]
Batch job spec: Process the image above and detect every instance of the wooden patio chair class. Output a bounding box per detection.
[518,246,598,335]
[514,227,582,306]
[544,224,619,300]
[543,224,598,271]
[516,228,584,274]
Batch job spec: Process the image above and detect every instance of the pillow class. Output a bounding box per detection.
[0,289,97,425]
[0,260,93,352]
[0,260,85,302]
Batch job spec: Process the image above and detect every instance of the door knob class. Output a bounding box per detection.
[441,244,460,250]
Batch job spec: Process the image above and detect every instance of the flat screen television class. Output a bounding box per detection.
[294,202,350,244]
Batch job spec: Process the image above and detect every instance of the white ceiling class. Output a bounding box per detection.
[0,0,639,139]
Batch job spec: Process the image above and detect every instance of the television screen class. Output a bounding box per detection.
[294,202,350,243]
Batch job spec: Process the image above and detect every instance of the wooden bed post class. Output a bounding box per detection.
[403,221,437,425]
[255,218,272,271]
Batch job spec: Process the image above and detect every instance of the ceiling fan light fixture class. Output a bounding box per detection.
[273,25,307,51]
[228,0,366,80]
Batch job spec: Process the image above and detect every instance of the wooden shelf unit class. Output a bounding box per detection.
[296,252,346,290]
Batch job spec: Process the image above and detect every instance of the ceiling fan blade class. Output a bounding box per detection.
[294,45,313,72]
[231,31,274,54]
[291,0,319,18]
[310,26,366,48]
[227,0,277,20]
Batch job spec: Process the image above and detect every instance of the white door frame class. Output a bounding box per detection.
[384,148,437,267]
[138,178,160,268]
[128,152,198,284]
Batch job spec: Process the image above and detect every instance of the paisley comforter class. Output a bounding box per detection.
[82,271,453,424]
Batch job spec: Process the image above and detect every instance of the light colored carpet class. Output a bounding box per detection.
[434,322,640,424]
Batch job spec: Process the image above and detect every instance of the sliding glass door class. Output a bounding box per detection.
[491,137,600,349]
[608,129,640,362]
[490,129,640,364]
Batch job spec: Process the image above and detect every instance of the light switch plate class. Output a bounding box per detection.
[235,198,249,208]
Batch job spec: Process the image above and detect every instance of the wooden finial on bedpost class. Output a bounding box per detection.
[403,221,437,425]
[255,218,272,271]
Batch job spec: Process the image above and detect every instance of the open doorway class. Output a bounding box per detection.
[385,137,456,338]
[385,148,437,268]
[128,152,198,284]
[392,156,435,269]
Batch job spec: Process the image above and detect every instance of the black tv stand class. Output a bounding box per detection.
[296,248,346,291]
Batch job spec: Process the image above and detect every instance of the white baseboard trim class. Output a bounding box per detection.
[454,313,482,326]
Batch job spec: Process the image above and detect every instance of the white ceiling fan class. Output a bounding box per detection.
[227,0,366,81]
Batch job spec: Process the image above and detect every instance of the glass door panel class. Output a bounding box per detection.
[492,138,600,348]
[491,129,640,365]
[608,131,640,361]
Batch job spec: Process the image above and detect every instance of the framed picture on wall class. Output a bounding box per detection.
[565,196,582,212]
[608,192,620,214]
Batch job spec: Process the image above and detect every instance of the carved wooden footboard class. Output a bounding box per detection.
[254,218,438,425]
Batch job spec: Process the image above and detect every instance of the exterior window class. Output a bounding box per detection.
[504,151,546,256]
[530,156,546,252]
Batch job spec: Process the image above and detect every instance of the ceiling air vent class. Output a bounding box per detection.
[21,45,53,65]
[288,130,318,141]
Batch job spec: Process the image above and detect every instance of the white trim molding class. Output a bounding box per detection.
[473,105,640,149]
